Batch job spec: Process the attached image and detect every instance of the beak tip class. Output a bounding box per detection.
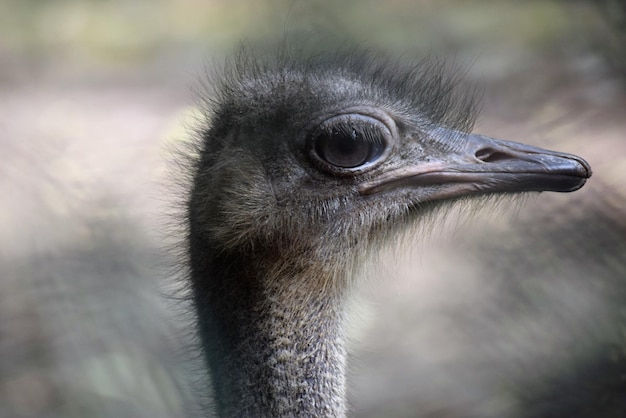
[579,158,592,181]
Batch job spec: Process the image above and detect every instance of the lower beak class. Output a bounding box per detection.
[358,133,592,199]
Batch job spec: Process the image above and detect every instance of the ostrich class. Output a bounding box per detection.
[185,46,591,417]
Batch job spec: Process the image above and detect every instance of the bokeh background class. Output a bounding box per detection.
[1,1,625,417]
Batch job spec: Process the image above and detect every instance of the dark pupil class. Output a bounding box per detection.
[316,128,373,168]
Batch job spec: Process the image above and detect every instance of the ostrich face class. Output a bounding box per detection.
[192,52,591,257]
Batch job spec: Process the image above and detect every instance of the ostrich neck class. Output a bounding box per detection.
[192,248,350,417]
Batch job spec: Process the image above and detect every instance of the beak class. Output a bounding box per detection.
[359,132,592,200]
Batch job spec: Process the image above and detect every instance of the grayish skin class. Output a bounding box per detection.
[186,48,591,417]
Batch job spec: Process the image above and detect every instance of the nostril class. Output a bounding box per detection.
[475,148,512,163]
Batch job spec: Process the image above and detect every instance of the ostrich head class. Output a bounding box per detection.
[185,45,591,417]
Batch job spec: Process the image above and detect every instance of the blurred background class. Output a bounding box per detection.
[1,0,625,417]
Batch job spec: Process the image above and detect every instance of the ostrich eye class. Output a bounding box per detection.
[310,115,389,171]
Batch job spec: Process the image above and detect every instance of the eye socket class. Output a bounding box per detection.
[309,114,390,171]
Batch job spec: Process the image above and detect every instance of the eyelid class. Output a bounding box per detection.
[317,116,390,142]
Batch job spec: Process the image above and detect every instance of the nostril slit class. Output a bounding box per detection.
[475,148,511,163]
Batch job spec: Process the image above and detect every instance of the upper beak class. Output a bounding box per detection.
[358,132,592,199]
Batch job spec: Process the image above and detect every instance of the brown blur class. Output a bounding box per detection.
[1,1,624,417]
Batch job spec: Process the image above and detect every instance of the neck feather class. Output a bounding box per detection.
[191,246,350,417]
